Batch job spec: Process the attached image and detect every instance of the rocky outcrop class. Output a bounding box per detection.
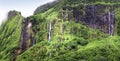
[8,10,21,20]
[83,5,115,36]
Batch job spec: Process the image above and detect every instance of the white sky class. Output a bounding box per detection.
[0,0,55,25]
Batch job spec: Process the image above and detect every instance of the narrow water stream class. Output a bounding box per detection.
[48,20,52,42]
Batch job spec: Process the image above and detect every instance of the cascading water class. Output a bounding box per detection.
[105,7,115,36]
[62,10,67,38]
[27,22,36,46]
[21,19,29,51]
[21,18,36,51]
[30,32,36,46]
[92,5,96,28]
[68,10,73,34]
[108,11,111,35]
[48,20,52,42]
[108,11,115,36]
[73,5,115,36]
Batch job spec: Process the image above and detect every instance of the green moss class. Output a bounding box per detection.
[114,8,120,36]
[17,35,120,61]
[1,0,120,61]
[51,36,120,61]
[0,14,23,61]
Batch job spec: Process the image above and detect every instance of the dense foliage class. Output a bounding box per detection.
[34,0,59,14]
[1,0,120,61]
[0,12,23,61]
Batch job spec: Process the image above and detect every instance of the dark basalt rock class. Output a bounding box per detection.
[8,10,21,20]
[84,5,115,35]
[62,5,115,35]
[21,18,29,51]
[21,18,36,52]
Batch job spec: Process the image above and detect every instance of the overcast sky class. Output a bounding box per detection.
[0,0,55,25]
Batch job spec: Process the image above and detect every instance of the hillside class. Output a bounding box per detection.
[1,0,120,61]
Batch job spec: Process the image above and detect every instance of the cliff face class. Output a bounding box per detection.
[59,5,115,36]
[0,11,36,61]
[73,5,115,35]
[20,18,36,52]
[1,0,120,61]
[33,0,119,36]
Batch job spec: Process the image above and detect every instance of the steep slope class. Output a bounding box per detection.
[0,11,23,61]
[0,10,36,61]
[16,1,120,61]
[1,0,120,61]
[51,36,120,61]
[17,36,120,61]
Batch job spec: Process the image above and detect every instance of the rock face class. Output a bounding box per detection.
[82,5,115,36]
[21,18,36,52]
[62,5,115,35]
[8,10,21,20]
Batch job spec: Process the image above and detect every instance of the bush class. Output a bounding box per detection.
[74,38,89,46]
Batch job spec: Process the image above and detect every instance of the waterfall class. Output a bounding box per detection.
[27,22,36,46]
[108,11,111,35]
[48,20,52,42]
[62,10,67,39]
[21,19,36,51]
[110,12,115,36]
[21,19,29,51]
[72,5,115,36]
[69,10,73,34]
[92,5,96,28]
[63,11,66,22]
[30,32,36,46]
[108,11,114,36]
[27,22,32,28]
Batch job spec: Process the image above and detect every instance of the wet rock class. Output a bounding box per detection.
[21,18,36,52]
[62,5,115,35]
[73,5,115,35]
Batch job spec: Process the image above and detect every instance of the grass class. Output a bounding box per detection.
[1,1,120,61]
[0,13,23,61]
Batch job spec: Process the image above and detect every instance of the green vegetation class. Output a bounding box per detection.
[1,0,120,61]
[0,13,23,61]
